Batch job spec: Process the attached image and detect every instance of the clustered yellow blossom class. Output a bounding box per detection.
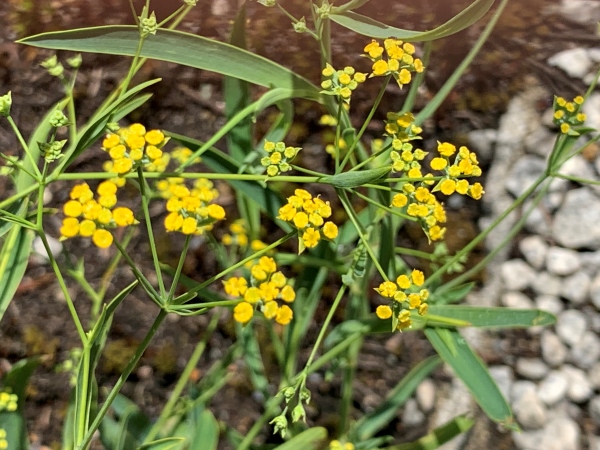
[385,113,483,241]
[162,178,226,234]
[171,146,201,165]
[375,269,429,331]
[101,123,170,175]
[224,256,295,325]
[321,64,367,103]
[363,39,424,87]
[329,440,355,450]
[0,390,17,412]
[553,95,586,134]
[278,189,338,251]
[261,140,301,177]
[0,429,7,450]
[60,181,137,248]
[221,218,267,251]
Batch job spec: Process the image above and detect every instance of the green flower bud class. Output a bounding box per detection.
[260,156,271,167]
[0,91,12,117]
[49,110,69,127]
[282,386,296,402]
[67,54,82,68]
[270,414,288,437]
[267,165,279,177]
[300,387,311,403]
[293,17,307,33]
[140,11,158,37]
[257,0,276,6]
[184,0,198,5]
[291,404,306,423]
[40,140,67,163]
[106,122,120,132]
[278,162,290,173]
[284,146,298,159]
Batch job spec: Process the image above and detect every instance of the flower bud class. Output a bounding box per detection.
[0,91,11,117]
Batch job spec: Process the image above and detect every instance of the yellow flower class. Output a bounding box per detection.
[364,40,383,58]
[60,218,80,238]
[280,285,296,303]
[376,305,392,319]
[456,179,469,195]
[63,200,82,217]
[259,281,280,301]
[145,129,165,145]
[258,256,277,274]
[98,194,117,209]
[302,227,321,248]
[223,277,248,297]
[429,225,445,241]
[207,204,226,220]
[234,302,253,324]
[396,274,411,289]
[372,59,389,76]
[275,305,293,325]
[263,300,279,319]
[79,219,96,237]
[164,212,184,231]
[440,179,456,195]
[102,134,121,149]
[293,211,309,229]
[181,217,198,234]
[377,281,397,298]
[430,157,447,171]
[322,221,338,240]
[391,193,408,208]
[129,123,146,135]
[92,229,113,248]
[97,181,118,196]
[113,157,133,174]
[437,142,456,157]
[146,145,163,160]
[398,68,411,85]
[251,265,267,281]
[411,269,425,286]
[469,182,485,200]
[244,287,262,303]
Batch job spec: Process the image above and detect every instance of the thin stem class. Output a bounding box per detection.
[6,116,41,178]
[350,142,393,172]
[77,310,168,450]
[137,167,166,299]
[0,185,37,210]
[113,238,161,304]
[168,300,240,310]
[334,97,343,172]
[0,153,37,179]
[167,235,192,304]
[351,189,413,221]
[339,74,391,170]
[395,246,437,261]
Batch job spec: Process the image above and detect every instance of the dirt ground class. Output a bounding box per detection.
[0,0,597,449]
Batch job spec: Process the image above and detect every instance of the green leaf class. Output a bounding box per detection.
[0,226,35,322]
[352,356,441,441]
[271,427,328,450]
[0,198,26,238]
[432,282,475,305]
[319,166,390,188]
[329,0,495,40]
[188,409,219,450]
[0,412,27,450]
[137,438,185,450]
[426,305,556,328]
[2,357,41,406]
[239,322,270,398]
[18,26,319,97]
[425,327,515,427]
[383,414,474,450]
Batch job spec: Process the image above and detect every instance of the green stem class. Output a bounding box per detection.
[6,115,41,178]
[395,246,437,261]
[77,310,168,450]
[339,74,390,170]
[0,153,37,179]
[351,189,413,221]
[350,142,393,172]
[168,300,240,310]
[166,235,192,304]
[113,238,161,305]
[142,312,219,444]
[0,185,37,210]
[137,167,166,299]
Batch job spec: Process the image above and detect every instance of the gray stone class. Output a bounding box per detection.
[556,310,588,347]
[32,235,63,261]
[532,272,562,296]
[541,331,568,367]
[548,47,593,78]
[415,379,436,413]
[562,365,593,403]
[538,370,568,405]
[524,202,553,237]
[519,235,548,270]
[505,155,547,198]
[511,381,547,430]
[589,396,600,424]
[500,259,536,291]
[584,93,600,138]
[557,155,598,186]
[501,291,534,309]
[402,398,425,427]
[489,365,513,400]
[589,273,600,310]
[524,126,556,157]
[569,331,600,369]
[579,251,600,275]
[553,188,600,249]
[515,358,548,380]
[535,295,564,315]
[554,0,600,24]
[561,271,591,305]
[512,418,580,450]
[546,247,582,276]
[588,362,600,390]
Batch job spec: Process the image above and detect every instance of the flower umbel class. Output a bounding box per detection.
[553,95,586,135]
[261,140,301,177]
[375,269,429,331]
[363,39,424,88]
[320,64,367,104]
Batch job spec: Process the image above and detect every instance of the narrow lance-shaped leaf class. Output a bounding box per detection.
[18,27,319,98]
[329,0,495,41]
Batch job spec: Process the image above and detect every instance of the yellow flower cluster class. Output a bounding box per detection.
[261,140,301,177]
[364,39,424,87]
[101,123,170,175]
[431,142,484,200]
[329,440,355,450]
[162,178,226,234]
[278,189,339,251]
[0,429,7,450]
[0,390,17,412]
[221,218,267,251]
[320,64,367,103]
[60,181,137,248]
[171,146,201,165]
[375,269,429,331]
[553,95,586,134]
[392,185,447,241]
[224,256,296,325]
